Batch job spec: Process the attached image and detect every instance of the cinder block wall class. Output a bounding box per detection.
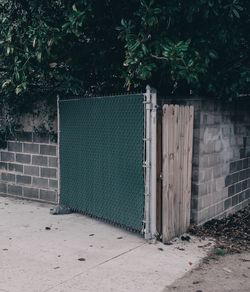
[0,132,58,203]
[191,99,250,224]
[162,97,250,225]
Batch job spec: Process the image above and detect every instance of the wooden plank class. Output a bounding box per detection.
[186,106,194,227]
[156,115,162,235]
[178,106,185,235]
[162,104,194,242]
[170,105,176,239]
[173,105,180,236]
[181,106,189,234]
[162,104,169,241]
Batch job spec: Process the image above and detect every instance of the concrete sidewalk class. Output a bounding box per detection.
[0,197,210,292]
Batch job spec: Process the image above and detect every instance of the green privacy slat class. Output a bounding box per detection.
[59,94,145,231]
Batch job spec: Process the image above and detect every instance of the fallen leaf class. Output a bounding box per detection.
[223,267,232,273]
[176,247,185,251]
[164,242,173,245]
[240,258,250,262]
[181,235,191,241]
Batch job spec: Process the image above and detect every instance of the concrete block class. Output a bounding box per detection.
[235,182,242,194]
[48,157,58,168]
[8,163,23,173]
[214,140,223,152]
[193,140,200,156]
[8,184,23,196]
[1,152,15,162]
[49,179,58,189]
[23,187,39,199]
[16,154,31,164]
[200,155,209,168]
[32,155,48,166]
[200,194,212,209]
[215,201,224,214]
[0,162,7,170]
[198,183,207,196]
[16,175,31,185]
[40,189,57,202]
[15,132,33,142]
[49,134,58,144]
[32,177,48,188]
[192,155,200,167]
[224,198,231,210]
[215,177,225,191]
[240,148,246,159]
[212,166,222,179]
[228,185,235,197]
[1,173,15,182]
[245,189,250,199]
[231,172,239,184]
[41,168,57,178]
[7,132,31,142]
[225,175,232,187]
[24,165,40,176]
[242,180,248,190]
[0,182,7,193]
[23,143,39,154]
[8,142,22,152]
[232,194,239,206]
[243,158,249,169]
[204,181,214,194]
[239,191,245,202]
[33,133,49,144]
[236,160,243,171]
[207,205,216,219]
[40,145,56,156]
[229,161,237,173]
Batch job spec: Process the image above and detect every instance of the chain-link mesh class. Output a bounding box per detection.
[59,94,145,231]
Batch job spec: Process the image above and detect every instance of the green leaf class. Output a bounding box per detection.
[232,9,240,18]
[15,86,22,95]
[37,52,42,62]
[1,79,12,88]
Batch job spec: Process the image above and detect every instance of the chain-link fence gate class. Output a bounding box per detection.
[58,86,157,239]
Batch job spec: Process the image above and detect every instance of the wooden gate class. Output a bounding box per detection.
[162,105,194,242]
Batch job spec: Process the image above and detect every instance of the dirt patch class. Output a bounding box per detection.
[164,205,250,292]
[189,205,250,253]
[163,252,250,292]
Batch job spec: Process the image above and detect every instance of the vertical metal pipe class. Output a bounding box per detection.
[57,95,61,204]
[144,85,152,240]
[150,89,157,239]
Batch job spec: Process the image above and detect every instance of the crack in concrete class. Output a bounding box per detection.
[42,243,146,292]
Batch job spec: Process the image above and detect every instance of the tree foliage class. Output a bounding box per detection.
[118,0,250,97]
[0,0,249,109]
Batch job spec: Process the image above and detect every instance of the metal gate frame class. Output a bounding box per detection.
[57,86,157,241]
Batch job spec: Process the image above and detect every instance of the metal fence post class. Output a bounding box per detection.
[144,85,157,241]
[150,88,157,240]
